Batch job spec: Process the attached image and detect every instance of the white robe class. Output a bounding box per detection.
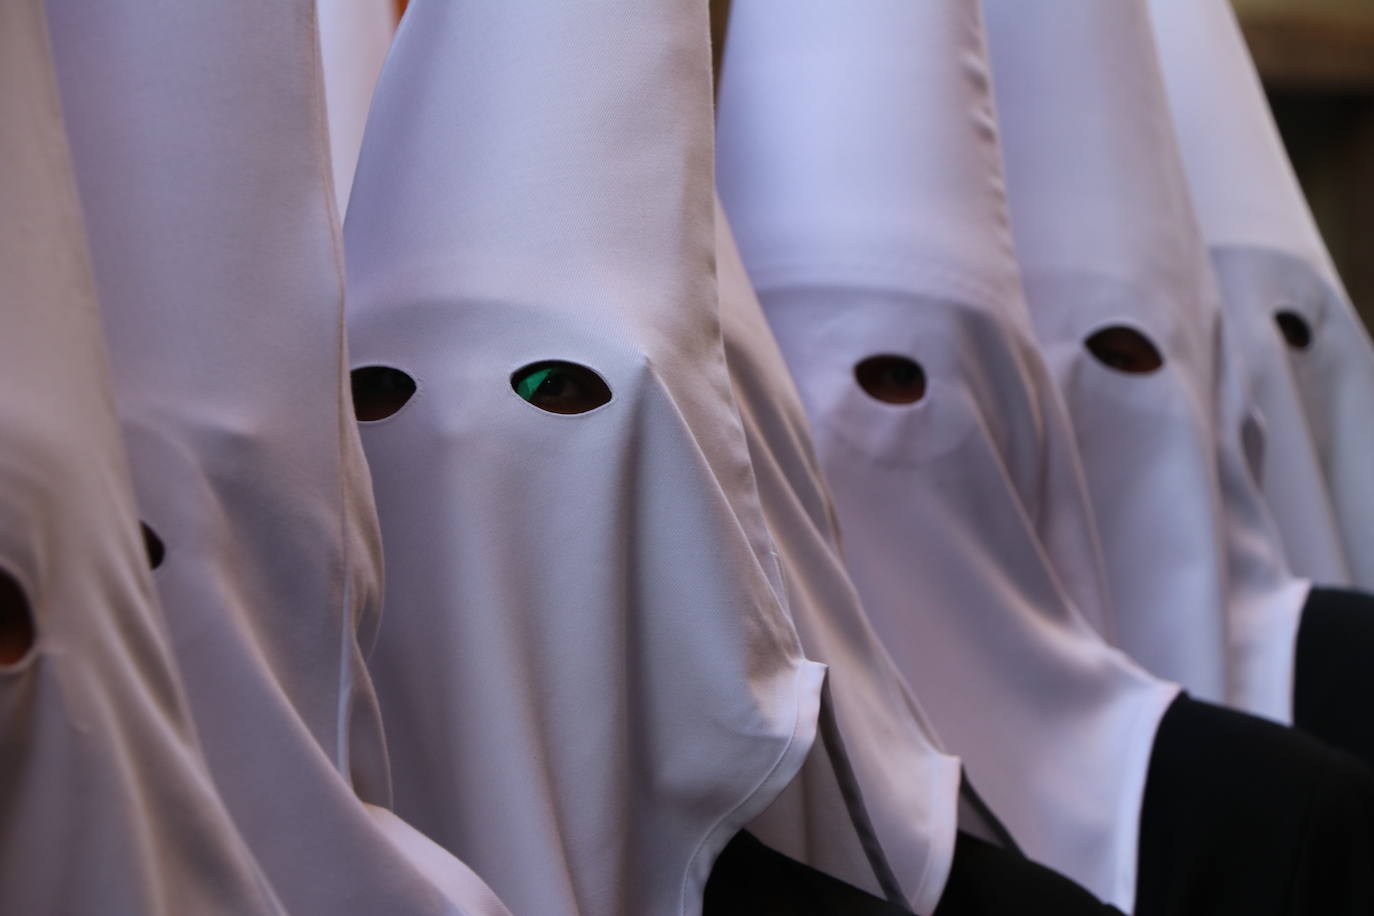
[716,0,1177,906]
[984,0,1308,722]
[1150,0,1374,589]
[46,2,512,912]
[718,204,963,915]
[345,2,823,913]
[0,5,282,911]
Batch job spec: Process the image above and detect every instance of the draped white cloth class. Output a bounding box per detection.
[716,0,1176,906]
[45,2,512,911]
[718,205,963,915]
[1150,0,1374,589]
[0,4,283,911]
[984,0,1308,722]
[345,2,823,913]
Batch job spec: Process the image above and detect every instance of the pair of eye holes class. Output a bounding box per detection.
[0,523,169,667]
[853,326,1171,405]
[349,362,613,422]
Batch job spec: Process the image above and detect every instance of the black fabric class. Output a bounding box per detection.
[704,830,914,915]
[1136,693,1374,916]
[1295,586,1374,770]
[932,831,1123,915]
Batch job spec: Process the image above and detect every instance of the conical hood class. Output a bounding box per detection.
[345,1,823,913]
[716,0,1024,329]
[985,0,1307,720]
[46,1,512,912]
[0,4,281,911]
[716,0,1176,906]
[1150,0,1374,587]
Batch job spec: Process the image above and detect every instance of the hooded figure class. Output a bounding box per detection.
[45,2,511,912]
[720,0,1374,911]
[716,0,1179,906]
[318,0,395,214]
[982,3,1374,913]
[0,4,282,912]
[983,0,1310,721]
[715,211,962,911]
[1149,0,1374,589]
[1149,0,1374,765]
[344,2,826,913]
[713,207,1129,915]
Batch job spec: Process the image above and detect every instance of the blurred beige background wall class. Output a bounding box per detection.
[1232,0,1374,329]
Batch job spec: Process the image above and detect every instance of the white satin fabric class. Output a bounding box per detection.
[716,0,1176,907]
[46,2,511,912]
[318,0,394,215]
[984,0,1308,721]
[344,2,822,914]
[0,5,282,912]
[1150,0,1374,588]
[718,206,962,915]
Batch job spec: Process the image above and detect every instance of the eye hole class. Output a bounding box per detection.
[0,567,35,667]
[140,522,166,570]
[1275,311,1313,351]
[854,355,927,405]
[351,366,417,422]
[1084,326,1164,374]
[511,361,612,415]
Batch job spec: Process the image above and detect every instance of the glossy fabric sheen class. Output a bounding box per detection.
[715,0,1176,907]
[717,207,961,914]
[46,2,511,912]
[345,2,822,913]
[1149,0,1374,588]
[984,0,1306,722]
[0,5,282,912]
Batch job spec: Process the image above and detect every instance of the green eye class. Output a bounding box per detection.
[511,361,612,415]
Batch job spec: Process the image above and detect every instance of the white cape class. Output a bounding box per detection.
[716,0,1176,906]
[1150,0,1374,589]
[0,5,281,911]
[985,0,1308,721]
[345,2,823,913]
[47,1,512,912]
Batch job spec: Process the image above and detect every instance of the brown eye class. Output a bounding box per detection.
[511,361,612,415]
[1275,311,1313,351]
[1084,326,1164,374]
[855,355,927,405]
[140,522,166,570]
[351,366,417,421]
[0,567,34,667]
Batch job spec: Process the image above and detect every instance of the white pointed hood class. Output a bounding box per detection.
[716,0,1176,906]
[1150,0,1374,587]
[46,1,511,912]
[0,5,281,912]
[716,204,962,914]
[344,1,822,914]
[984,0,1309,720]
[319,0,394,215]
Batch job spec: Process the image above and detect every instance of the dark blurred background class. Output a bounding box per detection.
[1233,0,1373,329]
